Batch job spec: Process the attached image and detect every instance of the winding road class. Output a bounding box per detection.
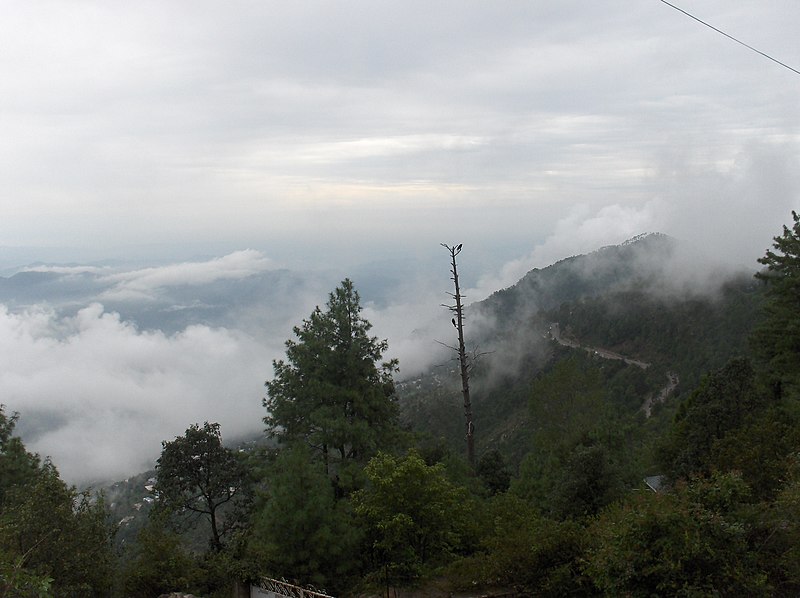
[547,323,678,417]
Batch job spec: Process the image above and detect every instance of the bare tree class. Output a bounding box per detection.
[441,243,475,470]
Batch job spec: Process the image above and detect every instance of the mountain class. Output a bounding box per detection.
[398,233,763,473]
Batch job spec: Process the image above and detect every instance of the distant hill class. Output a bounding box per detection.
[0,266,333,334]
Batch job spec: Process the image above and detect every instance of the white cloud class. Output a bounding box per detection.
[0,2,797,257]
[99,250,274,302]
[470,139,799,300]
[363,288,453,379]
[0,303,271,484]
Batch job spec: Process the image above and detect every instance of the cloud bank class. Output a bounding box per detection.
[0,304,269,485]
[98,250,275,302]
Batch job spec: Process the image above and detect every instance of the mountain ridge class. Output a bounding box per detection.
[400,232,761,469]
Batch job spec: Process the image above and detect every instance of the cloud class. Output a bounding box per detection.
[99,250,275,302]
[286,134,486,165]
[363,289,453,379]
[0,303,271,485]
[0,2,797,259]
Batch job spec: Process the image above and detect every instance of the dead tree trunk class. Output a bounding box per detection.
[441,243,475,471]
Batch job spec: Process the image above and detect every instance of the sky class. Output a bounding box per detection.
[1,1,799,484]
[1,1,798,271]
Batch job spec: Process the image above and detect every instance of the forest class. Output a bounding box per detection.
[3,213,800,597]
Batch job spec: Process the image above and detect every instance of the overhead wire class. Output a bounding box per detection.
[658,0,800,77]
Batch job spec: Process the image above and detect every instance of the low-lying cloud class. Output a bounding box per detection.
[1,303,272,485]
[1,251,448,485]
[98,249,275,302]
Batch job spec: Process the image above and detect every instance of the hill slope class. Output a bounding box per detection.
[398,234,762,475]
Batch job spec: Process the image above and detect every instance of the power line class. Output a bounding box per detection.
[658,0,800,77]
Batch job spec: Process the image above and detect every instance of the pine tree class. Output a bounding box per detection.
[264,279,399,476]
[753,211,800,398]
[247,445,360,592]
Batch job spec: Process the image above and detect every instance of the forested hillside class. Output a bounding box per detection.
[3,217,800,597]
[400,235,762,470]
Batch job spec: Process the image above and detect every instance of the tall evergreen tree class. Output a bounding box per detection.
[753,210,800,398]
[264,279,399,476]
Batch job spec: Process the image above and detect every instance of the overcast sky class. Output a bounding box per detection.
[1,2,799,484]
[1,1,798,272]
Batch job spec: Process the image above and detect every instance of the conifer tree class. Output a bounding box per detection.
[264,279,399,476]
[247,445,360,592]
[753,210,800,398]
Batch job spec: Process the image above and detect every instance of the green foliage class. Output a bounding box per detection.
[585,473,769,597]
[753,455,800,594]
[514,356,640,515]
[448,493,590,596]
[0,406,41,508]
[353,450,467,586]
[246,445,360,594]
[708,411,798,500]
[264,279,399,477]
[476,449,511,495]
[753,210,800,397]
[120,512,197,598]
[0,465,115,596]
[0,406,115,597]
[528,356,609,449]
[548,439,624,519]
[155,421,250,552]
[658,358,777,486]
[550,280,761,391]
[0,549,53,598]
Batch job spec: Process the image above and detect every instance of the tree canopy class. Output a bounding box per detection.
[0,407,41,507]
[155,422,249,552]
[0,405,115,597]
[659,357,764,481]
[246,445,360,593]
[353,450,468,585]
[264,279,399,477]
